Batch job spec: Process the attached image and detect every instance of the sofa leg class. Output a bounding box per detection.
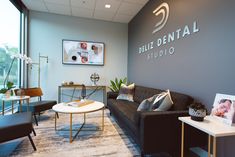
[32,128,36,136]
[141,151,145,157]
[33,114,38,126]
[28,135,37,151]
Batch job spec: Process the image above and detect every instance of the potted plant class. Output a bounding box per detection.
[0,81,15,97]
[109,77,127,92]
[189,103,207,121]
[0,54,32,98]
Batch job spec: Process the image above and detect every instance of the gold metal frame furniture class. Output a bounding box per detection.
[179,116,235,157]
[58,85,106,104]
[1,96,30,115]
[52,101,105,143]
[15,87,57,126]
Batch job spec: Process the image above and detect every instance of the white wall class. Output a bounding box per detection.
[28,11,128,101]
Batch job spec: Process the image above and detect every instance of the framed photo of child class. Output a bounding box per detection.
[211,93,235,126]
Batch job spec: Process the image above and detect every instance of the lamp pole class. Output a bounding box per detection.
[30,53,48,87]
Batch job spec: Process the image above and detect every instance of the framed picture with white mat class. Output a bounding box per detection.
[211,93,235,126]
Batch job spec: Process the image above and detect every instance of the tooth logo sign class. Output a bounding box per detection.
[152,2,169,34]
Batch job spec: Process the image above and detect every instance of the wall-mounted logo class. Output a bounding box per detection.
[138,2,200,61]
[152,2,169,34]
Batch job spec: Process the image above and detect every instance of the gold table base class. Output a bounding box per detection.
[181,122,217,157]
[55,108,104,143]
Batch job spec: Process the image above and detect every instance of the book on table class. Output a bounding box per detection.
[66,100,94,107]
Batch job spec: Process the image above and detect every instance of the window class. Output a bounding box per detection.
[0,0,21,87]
[0,0,27,113]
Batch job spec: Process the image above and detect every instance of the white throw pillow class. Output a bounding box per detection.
[153,89,174,111]
[116,83,135,102]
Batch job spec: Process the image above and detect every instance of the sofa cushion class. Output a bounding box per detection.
[108,99,140,126]
[108,99,139,122]
[117,83,135,102]
[170,92,193,111]
[134,86,163,104]
[19,100,57,113]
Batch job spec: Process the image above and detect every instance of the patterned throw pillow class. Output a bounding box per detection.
[116,83,135,102]
[137,94,159,111]
[153,89,173,111]
[137,90,173,111]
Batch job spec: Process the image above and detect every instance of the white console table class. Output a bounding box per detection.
[179,116,235,157]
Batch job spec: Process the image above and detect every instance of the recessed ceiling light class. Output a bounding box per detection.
[105,4,111,8]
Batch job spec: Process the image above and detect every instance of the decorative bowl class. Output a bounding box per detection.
[189,107,206,121]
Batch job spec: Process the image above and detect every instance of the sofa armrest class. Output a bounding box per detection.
[107,91,119,99]
[139,110,188,155]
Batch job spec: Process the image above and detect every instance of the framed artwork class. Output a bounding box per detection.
[211,93,235,125]
[62,39,104,65]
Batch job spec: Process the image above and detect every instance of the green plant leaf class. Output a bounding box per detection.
[0,88,8,94]
[109,77,128,92]
[123,77,127,85]
[115,78,118,86]
[118,79,123,90]
[6,81,15,90]
[108,87,115,92]
[110,80,118,92]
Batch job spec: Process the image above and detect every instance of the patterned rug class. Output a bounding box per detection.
[8,109,140,157]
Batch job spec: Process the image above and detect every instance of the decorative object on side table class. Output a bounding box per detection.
[61,81,68,86]
[90,73,100,86]
[211,93,235,126]
[189,103,207,121]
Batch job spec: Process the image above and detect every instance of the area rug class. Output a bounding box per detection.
[10,109,141,157]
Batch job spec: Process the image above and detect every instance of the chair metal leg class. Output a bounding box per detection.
[34,114,38,126]
[28,135,37,151]
[32,128,36,136]
[38,112,41,121]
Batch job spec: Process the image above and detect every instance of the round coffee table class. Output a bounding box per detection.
[52,100,105,143]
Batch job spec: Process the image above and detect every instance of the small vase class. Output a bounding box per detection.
[5,90,11,98]
[189,107,206,121]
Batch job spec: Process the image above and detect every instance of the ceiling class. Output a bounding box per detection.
[22,0,149,23]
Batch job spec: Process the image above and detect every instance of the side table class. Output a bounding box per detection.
[1,96,30,115]
[179,116,235,157]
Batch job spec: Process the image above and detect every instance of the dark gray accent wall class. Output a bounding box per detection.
[129,0,235,108]
[128,0,235,156]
